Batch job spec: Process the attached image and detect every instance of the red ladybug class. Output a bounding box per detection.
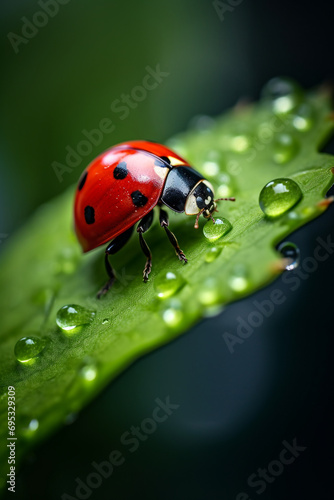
[74,140,235,297]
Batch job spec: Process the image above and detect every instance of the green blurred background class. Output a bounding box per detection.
[1,1,334,499]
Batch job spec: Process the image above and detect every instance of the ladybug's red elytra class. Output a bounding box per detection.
[74,140,235,297]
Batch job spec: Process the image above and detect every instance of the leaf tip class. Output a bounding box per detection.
[233,97,253,114]
[325,112,334,122]
[270,258,292,273]
[317,196,334,209]
[319,80,334,99]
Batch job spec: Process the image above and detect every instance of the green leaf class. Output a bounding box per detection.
[0,79,333,487]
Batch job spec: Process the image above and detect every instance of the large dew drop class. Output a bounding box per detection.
[259,178,302,218]
[56,304,96,332]
[203,218,232,242]
[14,336,47,363]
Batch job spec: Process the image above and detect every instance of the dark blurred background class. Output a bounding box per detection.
[1,1,334,499]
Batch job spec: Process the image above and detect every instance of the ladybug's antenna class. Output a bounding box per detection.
[214,197,236,203]
[194,198,235,229]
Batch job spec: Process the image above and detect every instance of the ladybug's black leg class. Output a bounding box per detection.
[159,208,188,263]
[137,210,154,282]
[97,225,134,298]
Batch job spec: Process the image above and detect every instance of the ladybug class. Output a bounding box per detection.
[74,140,235,297]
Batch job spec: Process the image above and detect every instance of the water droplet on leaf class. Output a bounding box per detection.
[273,133,299,164]
[55,246,81,275]
[205,246,222,262]
[154,271,184,299]
[287,210,301,220]
[56,304,95,333]
[79,360,98,383]
[292,102,314,131]
[221,133,251,152]
[261,77,303,114]
[228,264,249,292]
[197,277,222,306]
[277,241,300,270]
[231,134,251,152]
[21,418,39,438]
[161,299,184,328]
[259,178,302,218]
[202,160,220,177]
[217,172,233,197]
[203,218,232,242]
[14,336,47,363]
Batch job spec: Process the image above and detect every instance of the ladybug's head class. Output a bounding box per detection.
[185,180,216,217]
[185,179,235,229]
[160,166,235,227]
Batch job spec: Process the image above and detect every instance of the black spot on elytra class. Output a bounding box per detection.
[113,161,128,180]
[78,171,88,190]
[84,206,95,224]
[131,190,148,207]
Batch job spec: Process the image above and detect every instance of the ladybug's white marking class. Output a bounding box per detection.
[202,180,215,192]
[168,156,184,166]
[185,194,200,215]
[153,165,168,179]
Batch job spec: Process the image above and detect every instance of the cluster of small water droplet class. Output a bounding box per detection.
[163,77,317,318]
[14,302,98,364]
